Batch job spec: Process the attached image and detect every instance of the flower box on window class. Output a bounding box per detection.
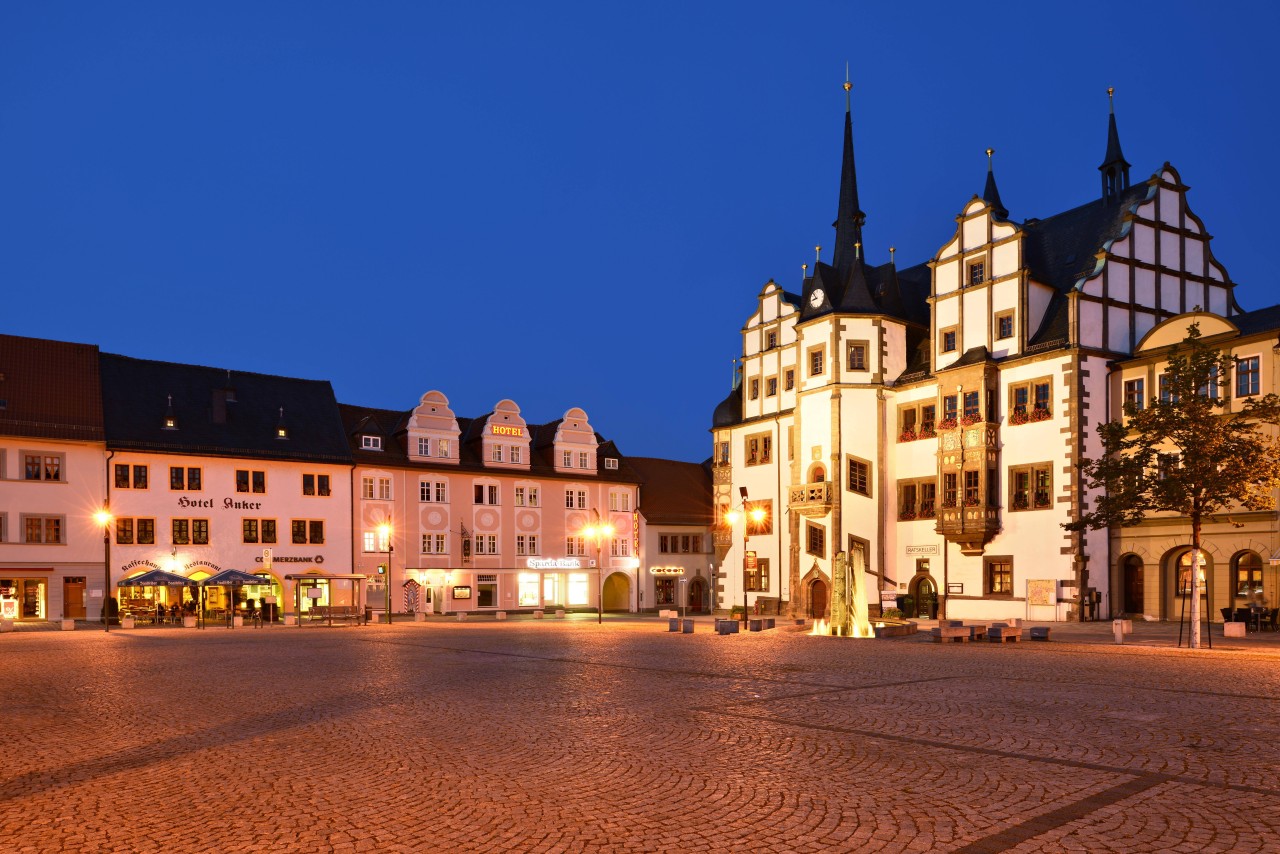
[898,429,917,443]
[917,428,937,440]
[963,497,981,507]
[898,509,917,521]
[1030,407,1052,422]
[960,414,982,427]
[1012,495,1029,510]
[919,504,936,519]
[940,499,956,509]
[937,418,958,431]
[1010,410,1030,425]
[1034,492,1052,508]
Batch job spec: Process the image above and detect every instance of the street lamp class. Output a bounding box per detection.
[724,486,766,628]
[580,510,614,625]
[94,507,112,632]
[378,522,393,625]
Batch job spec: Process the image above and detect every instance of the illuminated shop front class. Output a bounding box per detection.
[0,575,48,621]
[412,560,597,612]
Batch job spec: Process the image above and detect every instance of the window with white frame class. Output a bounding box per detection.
[562,451,572,467]
[608,492,631,511]
[511,446,522,464]
[604,457,618,469]
[361,435,382,450]
[474,534,498,555]
[578,452,589,469]
[421,533,447,554]
[1237,356,1261,397]
[417,437,430,456]
[492,445,503,462]
[419,480,446,502]
[377,477,391,500]
[437,439,450,458]
[474,484,498,505]
[566,536,585,556]
[610,538,631,557]
[528,486,539,506]
[362,477,374,500]
[363,531,378,552]
[516,534,541,556]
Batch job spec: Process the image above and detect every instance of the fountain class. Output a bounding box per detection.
[810,547,915,638]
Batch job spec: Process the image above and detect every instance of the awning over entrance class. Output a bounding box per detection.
[201,569,273,587]
[117,569,191,587]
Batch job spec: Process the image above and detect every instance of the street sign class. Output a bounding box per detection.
[745,550,757,570]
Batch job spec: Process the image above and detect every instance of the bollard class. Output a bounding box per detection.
[668,618,680,632]
[1112,619,1125,645]
[682,619,694,634]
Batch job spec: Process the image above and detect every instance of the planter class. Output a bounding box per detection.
[1224,621,1246,638]
[121,616,135,629]
[283,615,297,626]
[60,618,75,631]
[183,616,197,628]
[232,615,244,628]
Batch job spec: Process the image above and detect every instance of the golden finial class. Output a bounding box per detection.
[1107,86,1115,113]
[889,246,896,263]
[802,262,809,277]
[855,240,861,259]
[814,245,822,262]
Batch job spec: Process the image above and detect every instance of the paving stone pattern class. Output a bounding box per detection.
[1,620,1278,852]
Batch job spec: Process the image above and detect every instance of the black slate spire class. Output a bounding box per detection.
[982,148,1009,219]
[831,73,866,278]
[1099,87,1131,202]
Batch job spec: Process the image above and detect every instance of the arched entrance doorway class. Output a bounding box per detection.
[810,578,829,620]
[1121,555,1144,615]
[687,577,706,613]
[602,572,631,612]
[1165,548,1211,621]
[909,574,937,619]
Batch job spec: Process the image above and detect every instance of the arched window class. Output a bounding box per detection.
[810,465,826,483]
[1232,551,1263,600]
[1174,550,1210,596]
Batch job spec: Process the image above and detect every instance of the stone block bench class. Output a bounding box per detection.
[716,619,740,635]
[1029,626,1050,641]
[987,624,1021,643]
[930,625,971,643]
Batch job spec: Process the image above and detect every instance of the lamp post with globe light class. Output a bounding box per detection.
[378,522,393,625]
[580,510,614,625]
[94,507,112,631]
[724,487,766,629]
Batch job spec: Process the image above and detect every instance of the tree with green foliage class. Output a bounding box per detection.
[1065,322,1280,648]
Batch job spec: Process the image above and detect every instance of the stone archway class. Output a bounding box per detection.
[602,572,631,612]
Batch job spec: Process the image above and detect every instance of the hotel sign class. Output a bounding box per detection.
[491,425,524,437]
[526,558,582,569]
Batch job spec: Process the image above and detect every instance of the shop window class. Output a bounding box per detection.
[23,453,63,482]
[1234,552,1263,599]
[984,557,1013,596]
[655,577,676,605]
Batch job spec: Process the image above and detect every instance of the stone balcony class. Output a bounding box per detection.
[935,504,1000,555]
[788,481,833,518]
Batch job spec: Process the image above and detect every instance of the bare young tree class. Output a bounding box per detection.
[1065,323,1280,648]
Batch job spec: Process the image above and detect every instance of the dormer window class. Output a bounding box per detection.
[604,458,618,470]
[512,446,522,464]
[492,446,503,462]
[437,439,449,457]
[562,450,572,467]
[275,407,289,440]
[417,438,430,456]
[162,394,178,430]
[362,435,382,451]
[578,452,589,469]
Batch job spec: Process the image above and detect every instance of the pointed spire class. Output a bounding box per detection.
[982,148,1009,219]
[876,245,908,319]
[831,68,866,277]
[1099,86,1131,202]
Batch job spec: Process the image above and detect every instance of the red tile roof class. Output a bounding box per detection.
[0,334,104,442]
[629,456,713,526]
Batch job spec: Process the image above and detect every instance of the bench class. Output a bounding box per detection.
[930,626,970,643]
[716,619,740,635]
[1029,626,1050,641]
[307,606,363,626]
[987,624,1021,643]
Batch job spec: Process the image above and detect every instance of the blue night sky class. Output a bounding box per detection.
[2,2,1274,463]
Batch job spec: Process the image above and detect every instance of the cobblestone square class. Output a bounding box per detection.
[2,619,1278,853]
